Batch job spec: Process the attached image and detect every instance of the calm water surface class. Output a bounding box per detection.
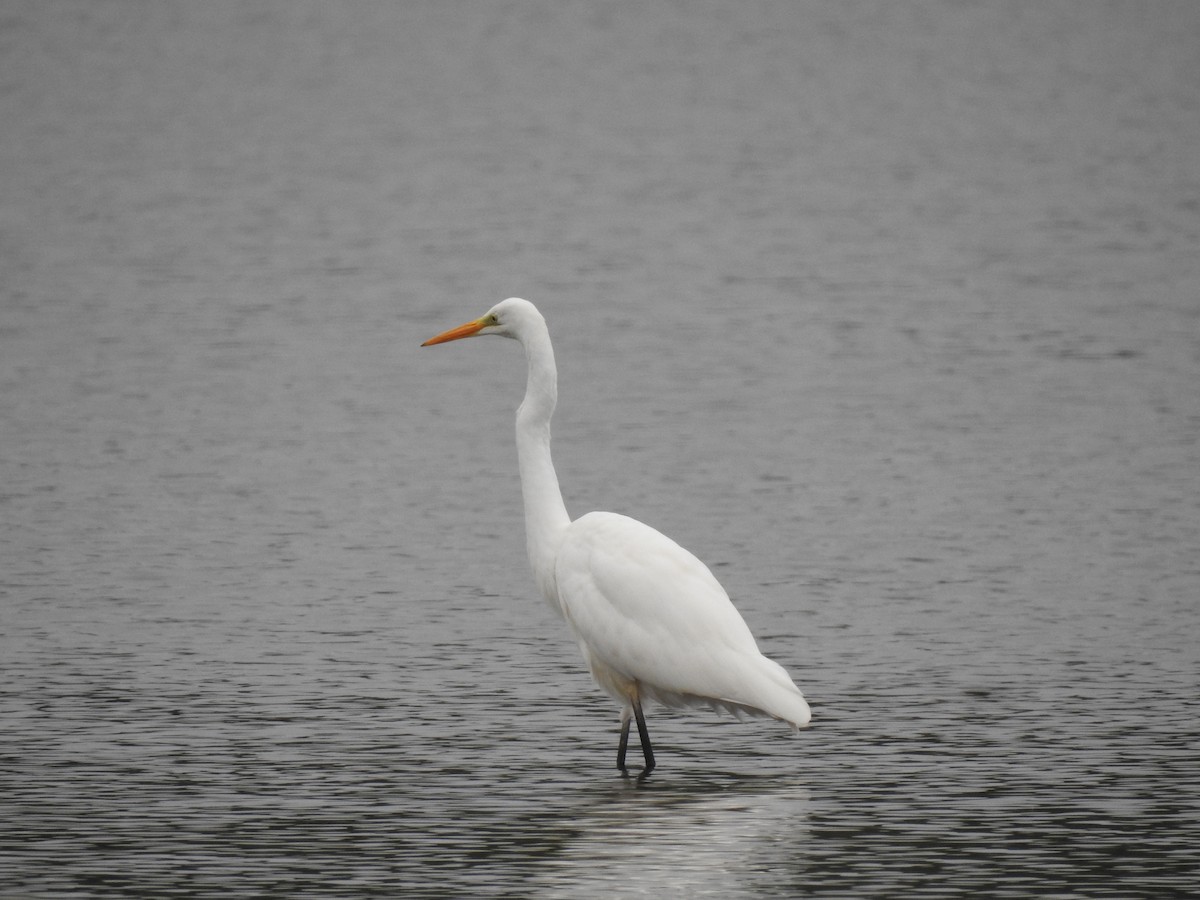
[2,2,1199,896]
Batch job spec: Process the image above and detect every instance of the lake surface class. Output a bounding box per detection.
[2,1,1198,896]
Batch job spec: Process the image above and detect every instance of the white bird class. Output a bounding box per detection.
[422,298,810,774]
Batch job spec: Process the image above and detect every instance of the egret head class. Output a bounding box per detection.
[421,297,543,346]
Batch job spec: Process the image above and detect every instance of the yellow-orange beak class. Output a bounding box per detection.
[421,318,486,347]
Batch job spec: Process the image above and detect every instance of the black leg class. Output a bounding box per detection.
[632,696,655,775]
[617,712,631,771]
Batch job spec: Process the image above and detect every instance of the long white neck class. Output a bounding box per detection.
[514,322,571,613]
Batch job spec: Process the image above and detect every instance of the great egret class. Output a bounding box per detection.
[422,298,810,775]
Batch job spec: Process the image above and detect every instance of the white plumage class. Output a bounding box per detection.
[422,298,810,774]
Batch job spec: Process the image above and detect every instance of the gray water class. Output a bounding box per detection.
[3,1,1199,896]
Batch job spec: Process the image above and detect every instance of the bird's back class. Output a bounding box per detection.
[554,511,810,728]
